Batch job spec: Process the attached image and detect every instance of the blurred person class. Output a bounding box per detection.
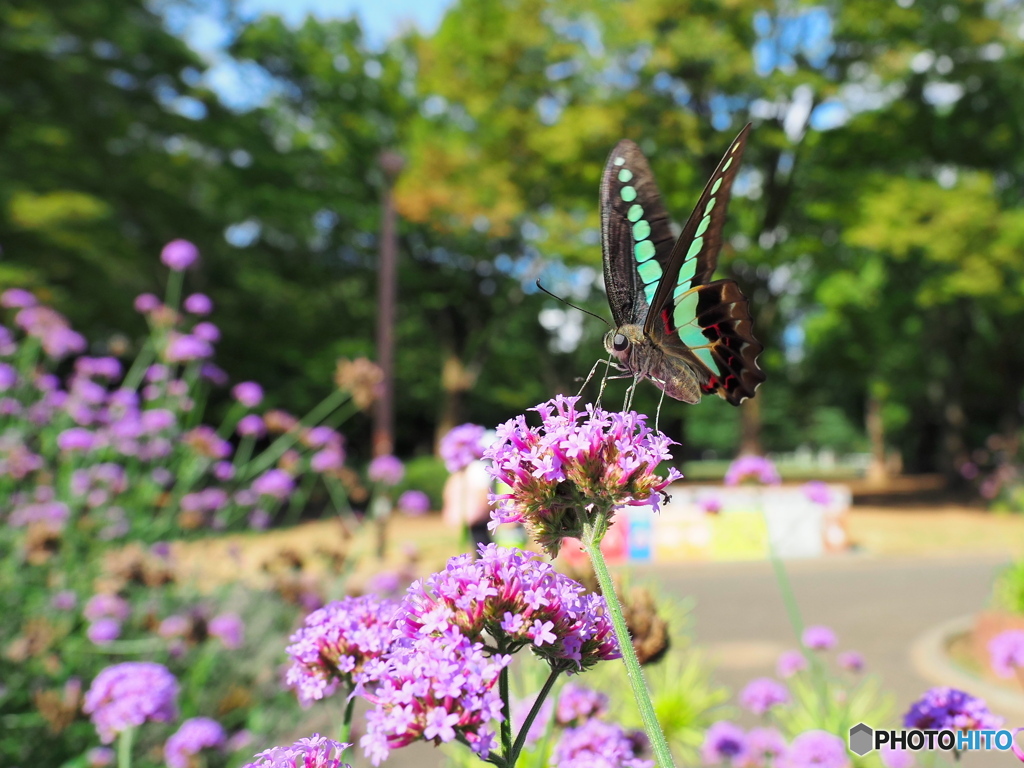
[443,458,493,553]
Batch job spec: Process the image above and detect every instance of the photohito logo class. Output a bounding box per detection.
[848,723,1017,756]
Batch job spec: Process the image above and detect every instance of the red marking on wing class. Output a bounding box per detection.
[661,308,676,334]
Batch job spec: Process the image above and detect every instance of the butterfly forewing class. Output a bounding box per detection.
[600,140,679,327]
[644,123,752,337]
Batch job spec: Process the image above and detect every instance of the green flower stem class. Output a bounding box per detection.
[121,338,155,392]
[118,726,135,768]
[241,388,351,481]
[165,267,184,311]
[339,694,356,745]
[499,662,513,761]
[508,667,560,767]
[581,519,675,768]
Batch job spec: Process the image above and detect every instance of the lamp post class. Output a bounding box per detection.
[373,150,404,459]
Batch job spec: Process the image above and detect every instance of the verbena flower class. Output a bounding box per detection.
[252,469,295,500]
[86,746,115,767]
[739,678,790,716]
[988,629,1024,678]
[551,718,652,768]
[903,687,1004,731]
[237,414,266,437]
[781,730,849,768]
[802,625,837,651]
[556,683,608,726]
[233,381,263,408]
[165,717,226,768]
[838,651,865,673]
[285,595,400,706]
[777,650,807,677]
[741,727,787,768]
[84,594,131,622]
[879,744,914,768]
[393,544,618,672]
[183,293,213,315]
[368,454,404,485]
[161,239,199,271]
[242,734,352,768]
[724,455,780,486]
[87,619,121,645]
[485,395,680,556]
[439,423,487,472]
[358,628,509,766]
[803,481,831,505]
[209,613,245,649]
[702,721,747,764]
[396,489,430,516]
[51,590,77,611]
[83,662,178,743]
[1,288,37,308]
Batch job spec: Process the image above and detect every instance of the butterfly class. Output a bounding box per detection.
[599,124,765,405]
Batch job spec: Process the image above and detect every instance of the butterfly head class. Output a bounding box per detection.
[603,324,646,367]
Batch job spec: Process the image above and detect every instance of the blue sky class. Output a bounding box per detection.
[238,0,452,46]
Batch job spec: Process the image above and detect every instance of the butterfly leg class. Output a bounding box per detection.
[623,375,640,411]
[577,356,613,398]
[654,386,666,432]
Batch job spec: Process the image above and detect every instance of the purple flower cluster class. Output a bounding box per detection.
[396,489,431,516]
[358,629,510,765]
[82,662,179,743]
[802,625,837,651]
[439,423,487,472]
[703,723,837,768]
[393,544,619,673]
[242,735,351,768]
[739,677,790,716]
[556,683,609,726]
[368,454,404,486]
[285,595,400,706]
[164,717,226,768]
[903,687,1004,732]
[988,629,1024,678]
[485,396,680,556]
[803,480,831,505]
[724,455,781,486]
[781,730,849,768]
[776,650,807,678]
[550,718,651,768]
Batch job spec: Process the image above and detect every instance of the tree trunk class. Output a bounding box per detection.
[865,392,888,484]
[738,397,763,456]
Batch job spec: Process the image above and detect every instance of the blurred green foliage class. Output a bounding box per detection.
[5,0,1024,475]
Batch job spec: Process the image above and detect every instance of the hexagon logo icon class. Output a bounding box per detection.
[849,723,874,756]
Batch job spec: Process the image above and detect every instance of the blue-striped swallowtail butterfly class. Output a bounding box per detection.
[600,124,765,405]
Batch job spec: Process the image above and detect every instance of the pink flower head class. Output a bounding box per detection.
[777,650,808,678]
[485,396,681,556]
[161,239,199,271]
[183,293,213,315]
[746,727,787,766]
[232,381,263,408]
[285,595,401,706]
[739,677,790,716]
[237,414,265,437]
[903,687,1004,732]
[802,625,837,651]
[209,613,245,650]
[803,480,831,505]
[989,630,1024,678]
[439,423,487,472]
[357,629,509,765]
[83,662,179,743]
[165,332,212,363]
[724,455,781,486]
[368,455,404,486]
[702,721,747,765]
[84,593,131,622]
[782,730,849,768]
[393,544,618,673]
[396,489,430,516]
[134,293,161,314]
[242,734,352,768]
[165,717,226,768]
[880,744,915,768]
[555,683,608,726]
[551,718,651,768]
[1,288,37,308]
[87,619,121,645]
[86,746,115,767]
[252,468,295,499]
[838,651,865,673]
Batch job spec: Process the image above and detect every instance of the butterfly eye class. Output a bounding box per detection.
[612,333,629,351]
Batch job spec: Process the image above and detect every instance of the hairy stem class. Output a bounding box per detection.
[581,519,675,768]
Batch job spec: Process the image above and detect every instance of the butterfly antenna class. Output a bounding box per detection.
[535,280,611,328]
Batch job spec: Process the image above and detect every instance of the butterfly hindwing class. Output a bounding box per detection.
[600,140,678,327]
[655,280,765,405]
